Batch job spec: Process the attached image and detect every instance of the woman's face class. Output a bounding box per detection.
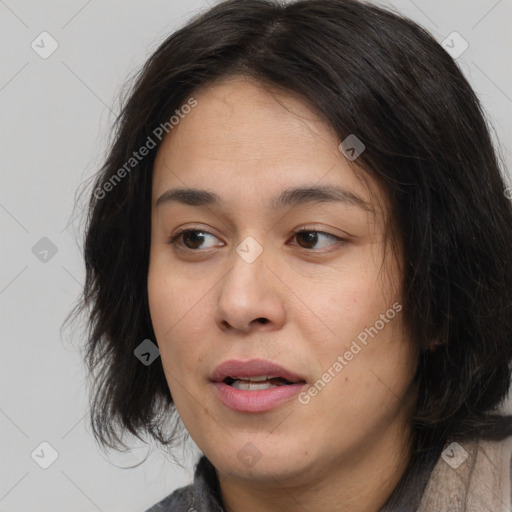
[148,77,418,485]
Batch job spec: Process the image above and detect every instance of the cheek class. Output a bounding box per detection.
[303,270,396,340]
[148,256,201,336]
[308,317,414,432]
[147,264,170,341]
[300,269,408,385]
[147,263,209,375]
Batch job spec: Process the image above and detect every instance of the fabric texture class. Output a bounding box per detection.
[143,434,512,511]
[417,436,512,512]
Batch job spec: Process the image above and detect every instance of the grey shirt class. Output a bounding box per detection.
[145,444,443,512]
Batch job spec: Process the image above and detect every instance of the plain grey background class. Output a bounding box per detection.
[1,1,511,511]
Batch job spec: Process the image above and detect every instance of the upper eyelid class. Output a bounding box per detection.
[171,226,344,238]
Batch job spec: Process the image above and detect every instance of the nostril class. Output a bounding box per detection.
[256,318,269,324]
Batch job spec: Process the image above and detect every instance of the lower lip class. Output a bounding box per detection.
[211,382,307,412]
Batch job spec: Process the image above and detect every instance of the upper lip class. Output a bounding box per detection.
[210,358,307,383]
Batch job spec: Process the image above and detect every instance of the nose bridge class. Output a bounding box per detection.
[224,235,268,301]
[215,234,286,332]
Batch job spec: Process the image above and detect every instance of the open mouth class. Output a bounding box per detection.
[223,375,303,390]
[212,362,308,411]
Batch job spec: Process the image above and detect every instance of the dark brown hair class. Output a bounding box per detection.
[68,0,512,455]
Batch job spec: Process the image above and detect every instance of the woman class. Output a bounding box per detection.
[74,0,512,510]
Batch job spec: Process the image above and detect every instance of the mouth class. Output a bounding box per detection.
[210,358,307,386]
[210,359,307,412]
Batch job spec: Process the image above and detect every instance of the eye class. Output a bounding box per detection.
[290,229,346,251]
[168,228,347,252]
[168,229,223,250]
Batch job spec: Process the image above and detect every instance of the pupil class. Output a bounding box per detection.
[184,231,205,249]
[298,231,317,248]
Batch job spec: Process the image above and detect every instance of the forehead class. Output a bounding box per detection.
[152,77,385,214]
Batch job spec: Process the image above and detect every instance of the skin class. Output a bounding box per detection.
[147,76,419,512]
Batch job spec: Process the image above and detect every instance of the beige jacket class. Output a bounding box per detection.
[418,435,512,512]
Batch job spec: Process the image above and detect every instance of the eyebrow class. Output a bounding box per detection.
[155,185,372,211]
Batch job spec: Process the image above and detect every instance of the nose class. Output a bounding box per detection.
[214,244,286,334]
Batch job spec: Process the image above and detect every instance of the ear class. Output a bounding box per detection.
[427,338,443,351]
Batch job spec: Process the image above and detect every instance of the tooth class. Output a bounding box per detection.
[245,375,268,382]
[230,380,278,390]
[232,375,278,382]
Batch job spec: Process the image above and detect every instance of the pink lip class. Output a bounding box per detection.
[209,358,307,413]
[210,358,306,383]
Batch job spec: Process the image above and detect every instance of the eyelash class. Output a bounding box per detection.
[167,228,347,252]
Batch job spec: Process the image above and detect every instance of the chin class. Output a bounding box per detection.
[204,437,318,483]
